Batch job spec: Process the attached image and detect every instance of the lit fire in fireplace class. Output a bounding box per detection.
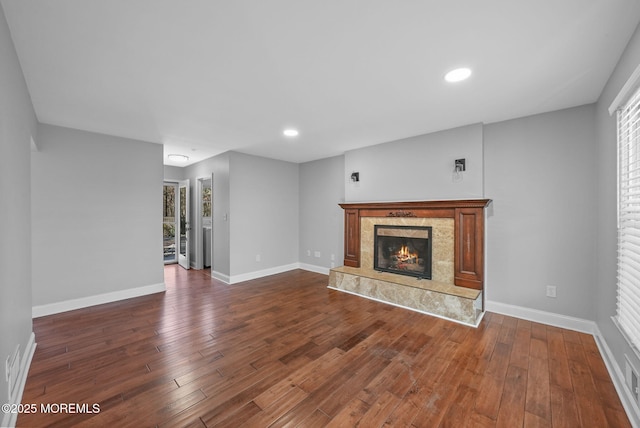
[396,245,418,265]
[374,225,432,279]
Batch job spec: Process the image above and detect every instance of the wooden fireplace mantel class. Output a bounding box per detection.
[339,199,492,290]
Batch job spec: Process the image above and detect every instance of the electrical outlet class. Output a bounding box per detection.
[330,254,335,261]
[256,254,261,262]
[314,251,321,258]
[546,285,557,298]
[307,250,311,257]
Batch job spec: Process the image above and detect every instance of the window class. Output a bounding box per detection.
[202,186,211,217]
[617,84,640,351]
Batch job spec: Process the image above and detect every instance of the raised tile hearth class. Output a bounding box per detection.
[328,266,483,326]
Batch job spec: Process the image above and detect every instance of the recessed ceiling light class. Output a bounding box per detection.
[168,154,189,162]
[444,67,472,83]
[283,129,299,137]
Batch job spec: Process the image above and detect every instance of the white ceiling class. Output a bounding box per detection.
[3,1,640,166]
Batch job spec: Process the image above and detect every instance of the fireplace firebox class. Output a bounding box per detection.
[374,225,432,279]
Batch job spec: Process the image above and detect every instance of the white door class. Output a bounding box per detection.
[163,182,179,264]
[178,179,190,269]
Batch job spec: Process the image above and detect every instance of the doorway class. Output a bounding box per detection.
[163,179,190,269]
[163,182,178,264]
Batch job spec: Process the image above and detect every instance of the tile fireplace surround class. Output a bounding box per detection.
[328,199,491,326]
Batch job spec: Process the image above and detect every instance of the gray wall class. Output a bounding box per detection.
[344,123,484,202]
[229,152,299,277]
[335,108,598,320]
[31,124,164,305]
[183,152,231,277]
[163,165,184,182]
[299,155,345,270]
[0,3,36,409]
[181,151,299,280]
[484,105,597,319]
[595,22,640,389]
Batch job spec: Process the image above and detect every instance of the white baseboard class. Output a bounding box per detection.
[298,263,330,275]
[485,300,596,334]
[211,270,231,283]
[32,282,166,318]
[592,325,640,427]
[211,263,330,285]
[228,263,300,284]
[1,332,36,428]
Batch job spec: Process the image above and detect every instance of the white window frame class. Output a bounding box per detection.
[613,64,640,353]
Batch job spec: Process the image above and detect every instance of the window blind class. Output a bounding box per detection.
[617,85,640,351]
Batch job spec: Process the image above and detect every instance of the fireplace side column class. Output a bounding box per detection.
[343,208,360,267]
[454,207,485,290]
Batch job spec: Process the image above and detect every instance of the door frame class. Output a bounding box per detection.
[178,179,190,270]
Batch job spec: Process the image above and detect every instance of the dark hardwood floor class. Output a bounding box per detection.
[18,265,630,427]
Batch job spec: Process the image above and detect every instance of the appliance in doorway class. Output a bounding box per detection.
[203,226,212,268]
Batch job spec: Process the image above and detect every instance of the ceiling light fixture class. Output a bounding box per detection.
[168,154,189,162]
[444,67,472,83]
[283,129,299,137]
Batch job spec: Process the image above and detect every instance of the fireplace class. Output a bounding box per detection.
[374,225,432,279]
[332,200,491,325]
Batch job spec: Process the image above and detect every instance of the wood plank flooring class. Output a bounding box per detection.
[18,265,630,427]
